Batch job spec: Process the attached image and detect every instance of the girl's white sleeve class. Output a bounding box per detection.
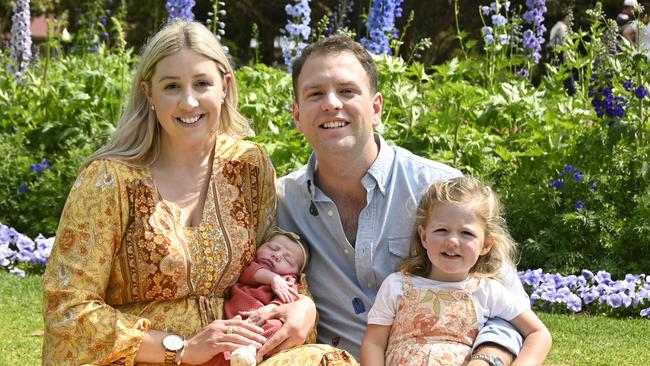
[366,272,402,326]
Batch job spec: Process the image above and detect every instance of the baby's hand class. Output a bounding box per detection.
[270,275,299,303]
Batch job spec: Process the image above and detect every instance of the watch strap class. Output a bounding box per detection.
[471,353,505,366]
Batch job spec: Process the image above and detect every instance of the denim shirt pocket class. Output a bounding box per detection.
[388,236,411,258]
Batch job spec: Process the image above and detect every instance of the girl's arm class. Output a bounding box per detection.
[360,324,391,366]
[509,310,552,366]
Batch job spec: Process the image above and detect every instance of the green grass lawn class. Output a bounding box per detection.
[1,271,649,365]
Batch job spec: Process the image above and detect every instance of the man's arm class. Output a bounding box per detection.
[471,264,528,365]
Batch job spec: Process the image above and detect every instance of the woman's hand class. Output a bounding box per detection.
[182,315,267,365]
[254,296,316,358]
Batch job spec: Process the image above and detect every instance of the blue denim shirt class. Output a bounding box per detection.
[277,134,525,359]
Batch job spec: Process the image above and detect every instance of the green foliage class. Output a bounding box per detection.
[0,47,135,237]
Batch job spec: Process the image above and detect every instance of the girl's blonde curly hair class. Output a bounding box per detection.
[399,176,517,280]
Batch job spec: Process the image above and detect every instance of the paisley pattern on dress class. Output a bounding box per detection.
[42,136,285,365]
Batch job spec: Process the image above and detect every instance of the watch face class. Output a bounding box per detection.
[163,334,184,351]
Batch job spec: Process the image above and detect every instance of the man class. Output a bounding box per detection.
[617,0,638,45]
[276,35,528,366]
[548,11,576,95]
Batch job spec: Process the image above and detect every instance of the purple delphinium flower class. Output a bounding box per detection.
[281,0,311,73]
[516,68,529,78]
[589,78,628,118]
[166,0,196,23]
[327,0,355,35]
[521,0,547,64]
[9,267,25,277]
[634,86,648,100]
[361,0,403,55]
[573,171,583,182]
[641,308,650,317]
[574,200,585,210]
[623,79,633,91]
[18,183,27,193]
[548,179,563,190]
[9,0,32,77]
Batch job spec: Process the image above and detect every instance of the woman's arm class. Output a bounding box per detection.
[135,317,267,365]
[509,310,552,366]
[360,324,390,366]
[42,161,148,365]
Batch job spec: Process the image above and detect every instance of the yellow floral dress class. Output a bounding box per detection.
[42,135,355,365]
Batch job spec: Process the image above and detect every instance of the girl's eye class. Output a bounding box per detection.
[164,83,179,90]
[462,231,476,237]
[195,80,211,88]
[434,228,447,233]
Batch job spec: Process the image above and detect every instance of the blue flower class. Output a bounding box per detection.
[564,164,574,173]
[361,0,403,55]
[623,79,633,91]
[634,86,648,100]
[30,163,43,172]
[18,183,27,193]
[573,171,583,182]
[548,179,563,190]
[491,14,507,26]
[9,267,25,277]
[516,68,529,78]
[166,0,196,23]
[481,6,491,16]
[281,0,311,72]
[574,200,585,210]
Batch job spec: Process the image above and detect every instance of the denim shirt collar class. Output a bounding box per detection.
[304,133,395,199]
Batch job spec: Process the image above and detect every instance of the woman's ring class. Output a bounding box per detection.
[226,326,234,334]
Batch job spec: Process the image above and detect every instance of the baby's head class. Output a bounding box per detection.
[256,229,309,275]
[400,176,516,280]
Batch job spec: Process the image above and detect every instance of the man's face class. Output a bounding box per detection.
[292,51,382,157]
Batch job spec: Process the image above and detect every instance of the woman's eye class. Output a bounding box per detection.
[164,83,179,90]
[196,80,211,88]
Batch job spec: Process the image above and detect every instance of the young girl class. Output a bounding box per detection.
[360,177,551,366]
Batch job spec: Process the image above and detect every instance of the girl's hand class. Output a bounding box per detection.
[182,315,267,365]
[270,275,299,303]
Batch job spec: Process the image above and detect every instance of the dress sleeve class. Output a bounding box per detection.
[42,160,150,366]
[253,145,277,247]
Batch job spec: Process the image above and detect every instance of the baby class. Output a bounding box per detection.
[209,229,309,366]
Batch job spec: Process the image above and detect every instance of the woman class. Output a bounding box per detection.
[42,20,353,365]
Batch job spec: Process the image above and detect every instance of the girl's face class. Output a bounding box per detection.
[142,48,229,149]
[418,201,493,282]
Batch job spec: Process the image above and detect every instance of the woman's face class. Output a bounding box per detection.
[143,48,229,148]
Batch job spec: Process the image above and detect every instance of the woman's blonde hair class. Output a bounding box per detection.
[399,176,517,280]
[83,20,252,168]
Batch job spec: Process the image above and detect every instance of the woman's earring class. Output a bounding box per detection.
[151,105,155,111]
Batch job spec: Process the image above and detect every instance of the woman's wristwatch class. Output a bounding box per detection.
[471,353,505,366]
[162,334,185,366]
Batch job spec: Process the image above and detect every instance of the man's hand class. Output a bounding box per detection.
[255,296,316,357]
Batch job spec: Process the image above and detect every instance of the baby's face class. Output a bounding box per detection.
[256,234,304,275]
